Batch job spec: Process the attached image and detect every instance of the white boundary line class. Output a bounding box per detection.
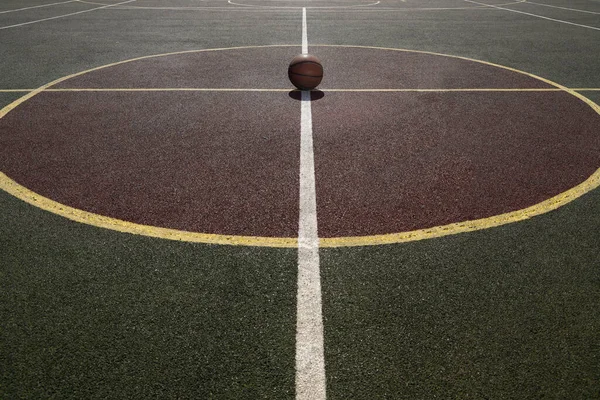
[73,0,526,12]
[296,7,326,400]
[227,0,380,9]
[464,0,600,30]
[0,0,76,14]
[76,0,300,11]
[524,1,600,15]
[288,1,526,12]
[0,0,135,30]
[301,7,308,54]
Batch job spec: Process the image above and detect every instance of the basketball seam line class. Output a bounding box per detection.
[290,61,323,67]
[289,72,324,78]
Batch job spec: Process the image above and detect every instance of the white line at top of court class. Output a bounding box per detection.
[0,0,135,30]
[464,0,600,31]
[0,0,76,14]
[295,7,326,400]
[524,1,600,15]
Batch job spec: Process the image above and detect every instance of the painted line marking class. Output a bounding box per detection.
[1,45,599,248]
[75,0,301,11]
[76,0,295,10]
[0,0,135,30]
[0,0,76,14]
[300,0,527,12]
[77,0,525,11]
[318,169,600,247]
[524,0,600,15]
[296,8,326,400]
[0,172,296,247]
[227,0,379,8]
[2,88,600,93]
[322,88,600,92]
[464,0,600,30]
[297,89,326,400]
[43,88,295,92]
[302,7,309,54]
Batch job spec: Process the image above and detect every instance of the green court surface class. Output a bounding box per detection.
[1,191,297,398]
[321,190,600,398]
[1,0,600,398]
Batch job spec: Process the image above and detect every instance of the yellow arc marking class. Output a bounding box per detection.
[0,172,297,247]
[1,45,600,248]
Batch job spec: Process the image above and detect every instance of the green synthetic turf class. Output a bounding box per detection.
[0,191,296,399]
[0,10,301,90]
[321,188,600,399]
[581,91,600,106]
[0,92,24,107]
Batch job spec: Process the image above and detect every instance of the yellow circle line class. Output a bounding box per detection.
[1,44,599,248]
[313,45,600,247]
[0,45,300,248]
[0,44,299,120]
[0,172,297,247]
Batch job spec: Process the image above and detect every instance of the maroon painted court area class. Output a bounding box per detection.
[1,47,599,239]
[54,46,553,90]
[0,91,300,237]
[312,91,600,237]
[56,47,302,90]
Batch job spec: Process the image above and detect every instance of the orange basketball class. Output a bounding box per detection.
[288,54,323,90]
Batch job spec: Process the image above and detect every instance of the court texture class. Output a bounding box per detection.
[1,0,600,398]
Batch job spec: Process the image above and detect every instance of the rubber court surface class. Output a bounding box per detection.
[1,0,600,398]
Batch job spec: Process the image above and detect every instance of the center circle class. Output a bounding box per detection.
[1,45,599,247]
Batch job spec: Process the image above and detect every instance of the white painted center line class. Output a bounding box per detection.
[296,7,326,400]
[0,0,135,30]
[302,8,309,54]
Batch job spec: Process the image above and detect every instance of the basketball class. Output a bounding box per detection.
[288,54,323,90]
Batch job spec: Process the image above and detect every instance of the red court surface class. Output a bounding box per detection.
[312,90,600,236]
[0,91,301,237]
[1,46,599,239]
